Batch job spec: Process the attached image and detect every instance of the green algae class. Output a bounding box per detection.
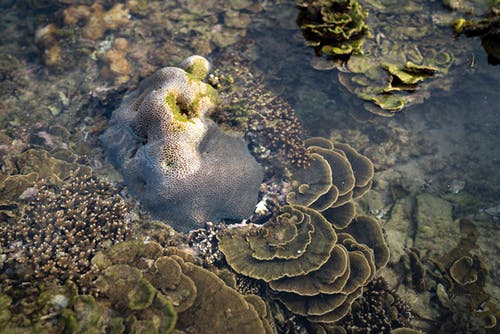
[184,57,210,80]
[187,84,220,114]
[165,92,195,125]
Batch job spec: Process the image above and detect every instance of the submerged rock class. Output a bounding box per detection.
[414,193,458,256]
[385,197,413,264]
[101,56,263,231]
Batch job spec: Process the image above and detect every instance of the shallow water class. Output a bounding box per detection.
[1,0,499,332]
[251,1,500,200]
[249,1,500,315]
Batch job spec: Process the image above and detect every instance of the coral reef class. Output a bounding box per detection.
[413,193,458,256]
[299,0,465,115]
[1,2,498,334]
[0,171,130,288]
[429,219,499,333]
[28,0,261,84]
[390,218,500,333]
[101,55,263,231]
[339,53,453,115]
[34,23,61,67]
[0,148,93,222]
[99,37,132,84]
[0,239,276,333]
[296,0,368,57]
[30,2,132,71]
[286,138,374,215]
[218,138,389,325]
[390,329,424,334]
[0,281,127,333]
[185,221,224,266]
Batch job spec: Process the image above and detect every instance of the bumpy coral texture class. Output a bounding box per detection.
[0,172,130,289]
[101,56,263,231]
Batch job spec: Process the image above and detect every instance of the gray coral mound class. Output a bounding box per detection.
[101,56,263,231]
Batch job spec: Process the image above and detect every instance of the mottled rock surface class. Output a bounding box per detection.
[414,193,458,256]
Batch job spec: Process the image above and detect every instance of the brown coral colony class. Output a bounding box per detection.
[211,53,311,172]
[218,137,390,325]
[1,173,130,287]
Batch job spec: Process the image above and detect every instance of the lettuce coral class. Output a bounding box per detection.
[218,138,389,324]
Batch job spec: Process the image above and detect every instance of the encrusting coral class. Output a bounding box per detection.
[0,171,130,289]
[217,137,389,325]
[100,37,132,85]
[101,55,263,231]
[0,238,277,333]
[0,281,127,333]
[90,240,274,333]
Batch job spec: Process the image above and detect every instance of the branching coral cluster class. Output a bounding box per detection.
[1,172,130,287]
[186,221,224,266]
[211,52,311,174]
[330,277,413,333]
[246,91,311,169]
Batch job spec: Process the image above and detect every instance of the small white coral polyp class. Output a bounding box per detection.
[101,56,263,231]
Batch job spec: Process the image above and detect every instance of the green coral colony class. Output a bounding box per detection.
[296,0,369,56]
[298,0,457,115]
